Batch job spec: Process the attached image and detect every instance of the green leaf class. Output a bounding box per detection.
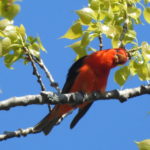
[81,32,90,47]
[28,48,40,58]
[100,24,116,38]
[17,24,26,39]
[141,42,150,62]
[2,37,11,51]
[88,47,97,52]
[37,37,46,52]
[144,0,150,4]
[76,7,96,24]
[128,7,141,20]
[114,66,130,86]
[123,30,137,45]
[0,19,12,30]
[128,60,137,76]
[144,7,150,23]
[0,40,3,57]
[133,61,150,81]
[61,22,83,39]
[112,38,120,48]
[68,41,87,58]
[4,48,23,68]
[90,0,100,10]
[31,43,40,51]
[27,36,37,44]
[136,139,150,150]
[1,4,20,20]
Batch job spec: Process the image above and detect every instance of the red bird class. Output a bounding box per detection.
[34,48,129,135]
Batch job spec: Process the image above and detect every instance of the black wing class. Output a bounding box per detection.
[62,56,87,93]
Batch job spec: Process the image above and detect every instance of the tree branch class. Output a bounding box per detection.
[119,22,128,48]
[34,58,61,93]
[0,127,39,141]
[0,84,150,141]
[0,84,150,111]
[98,34,103,50]
[23,47,46,91]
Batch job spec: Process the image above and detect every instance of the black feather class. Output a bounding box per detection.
[62,56,87,93]
[70,102,93,129]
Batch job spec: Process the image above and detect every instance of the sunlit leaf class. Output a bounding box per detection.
[4,48,23,68]
[128,7,141,20]
[90,0,100,10]
[81,32,90,47]
[100,24,116,38]
[68,41,87,58]
[145,0,150,4]
[1,4,20,20]
[136,139,150,150]
[29,48,40,58]
[133,61,150,81]
[61,22,83,39]
[143,7,150,23]
[37,37,46,52]
[141,42,150,61]
[2,37,11,50]
[112,38,120,48]
[0,19,12,30]
[17,24,26,39]
[114,66,130,86]
[76,7,96,24]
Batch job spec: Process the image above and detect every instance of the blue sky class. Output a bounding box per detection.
[0,0,150,150]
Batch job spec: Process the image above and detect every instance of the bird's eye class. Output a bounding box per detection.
[116,49,120,52]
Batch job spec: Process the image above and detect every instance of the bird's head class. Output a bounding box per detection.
[113,48,129,66]
[96,48,129,69]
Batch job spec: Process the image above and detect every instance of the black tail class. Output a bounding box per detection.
[34,113,60,135]
[70,102,93,129]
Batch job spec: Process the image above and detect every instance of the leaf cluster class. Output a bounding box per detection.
[0,19,46,68]
[0,0,20,20]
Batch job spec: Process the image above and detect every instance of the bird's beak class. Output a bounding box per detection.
[126,51,132,60]
[114,53,128,65]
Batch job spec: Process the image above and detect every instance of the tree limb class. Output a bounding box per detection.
[34,58,61,93]
[0,84,150,141]
[0,127,39,141]
[0,84,150,111]
[23,47,46,91]
[98,34,103,50]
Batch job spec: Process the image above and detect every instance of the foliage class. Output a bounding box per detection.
[136,139,150,150]
[61,0,150,86]
[0,0,20,20]
[0,19,46,68]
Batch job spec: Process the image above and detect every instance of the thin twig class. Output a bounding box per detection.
[34,58,61,94]
[23,47,46,91]
[98,34,103,50]
[119,22,128,48]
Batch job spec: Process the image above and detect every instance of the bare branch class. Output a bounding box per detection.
[0,84,150,141]
[0,84,150,111]
[34,58,61,93]
[0,127,39,141]
[23,47,46,91]
[98,34,103,50]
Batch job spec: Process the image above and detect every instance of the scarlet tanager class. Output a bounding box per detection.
[34,48,129,135]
